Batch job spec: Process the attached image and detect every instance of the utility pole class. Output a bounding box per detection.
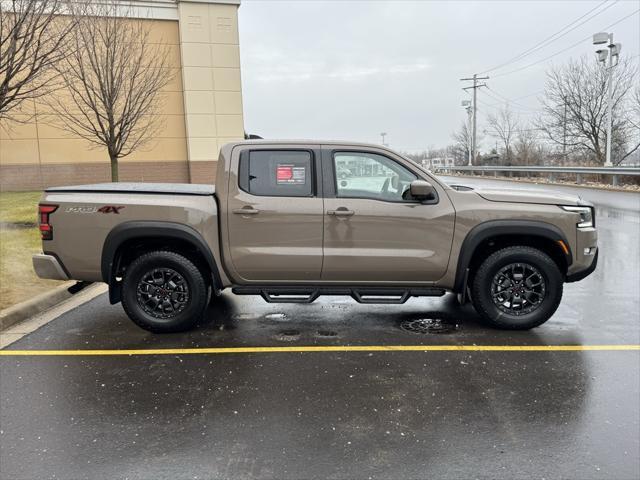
[380,132,387,146]
[466,107,473,165]
[460,74,489,165]
[461,100,472,165]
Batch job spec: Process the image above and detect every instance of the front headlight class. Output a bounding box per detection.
[561,206,594,228]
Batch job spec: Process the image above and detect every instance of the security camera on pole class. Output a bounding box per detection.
[593,32,622,167]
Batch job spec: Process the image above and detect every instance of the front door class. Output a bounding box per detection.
[227,147,324,282]
[322,149,455,283]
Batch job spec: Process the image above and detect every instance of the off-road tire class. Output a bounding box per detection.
[122,250,208,333]
[471,246,563,330]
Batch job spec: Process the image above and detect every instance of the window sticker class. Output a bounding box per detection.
[276,164,306,184]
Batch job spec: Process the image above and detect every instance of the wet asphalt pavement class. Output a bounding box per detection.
[1,179,639,480]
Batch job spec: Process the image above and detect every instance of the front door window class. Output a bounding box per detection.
[333,152,417,202]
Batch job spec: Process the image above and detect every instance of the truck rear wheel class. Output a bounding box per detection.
[121,251,208,333]
[470,246,563,330]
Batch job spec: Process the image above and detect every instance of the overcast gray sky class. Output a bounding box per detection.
[238,0,639,152]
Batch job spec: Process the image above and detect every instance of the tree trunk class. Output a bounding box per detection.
[110,155,119,182]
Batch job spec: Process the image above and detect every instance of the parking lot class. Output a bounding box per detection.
[1,180,639,480]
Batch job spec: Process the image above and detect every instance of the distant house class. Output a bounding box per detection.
[421,157,454,169]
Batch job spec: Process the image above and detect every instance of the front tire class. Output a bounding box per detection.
[470,246,563,330]
[121,251,208,333]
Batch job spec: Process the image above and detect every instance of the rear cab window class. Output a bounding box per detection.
[239,150,314,197]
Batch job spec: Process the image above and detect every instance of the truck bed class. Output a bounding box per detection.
[46,182,215,196]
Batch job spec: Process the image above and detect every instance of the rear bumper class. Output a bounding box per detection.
[32,254,69,280]
[566,249,598,283]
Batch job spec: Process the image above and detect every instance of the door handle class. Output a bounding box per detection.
[327,209,354,217]
[233,207,260,215]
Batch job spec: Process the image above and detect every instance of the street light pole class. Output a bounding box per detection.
[605,33,614,167]
[594,31,621,167]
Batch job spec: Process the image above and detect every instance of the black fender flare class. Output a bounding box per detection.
[453,220,573,293]
[101,221,223,303]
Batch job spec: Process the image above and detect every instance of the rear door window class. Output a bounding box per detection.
[239,150,313,197]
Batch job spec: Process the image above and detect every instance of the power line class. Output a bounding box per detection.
[484,86,541,111]
[480,0,614,74]
[477,98,541,115]
[479,90,542,114]
[491,8,640,78]
[482,90,545,108]
[485,128,545,134]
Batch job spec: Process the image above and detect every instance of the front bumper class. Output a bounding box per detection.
[566,248,598,282]
[32,254,69,280]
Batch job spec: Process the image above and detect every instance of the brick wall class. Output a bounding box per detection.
[0,161,193,191]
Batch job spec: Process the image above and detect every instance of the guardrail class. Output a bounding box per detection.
[434,165,640,186]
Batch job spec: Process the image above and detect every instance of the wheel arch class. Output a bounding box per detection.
[454,220,573,294]
[102,221,223,304]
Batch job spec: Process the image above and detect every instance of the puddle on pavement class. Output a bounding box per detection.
[316,330,338,337]
[400,318,459,335]
[264,313,288,321]
[275,329,301,342]
[232,313,261,320]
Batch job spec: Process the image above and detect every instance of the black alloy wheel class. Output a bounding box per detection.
[470,246,563,330]
[136,267,190,319]
[121,251,208,333]
[490,262,546,316]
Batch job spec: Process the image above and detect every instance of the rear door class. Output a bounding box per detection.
[226,146,324,282]
[321,147,455,282]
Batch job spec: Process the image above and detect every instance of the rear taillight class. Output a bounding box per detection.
[38,204,58,240]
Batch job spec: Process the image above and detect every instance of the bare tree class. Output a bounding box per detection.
[537,55,638,165]
[487,106,519,165]
[621,85,640,165]
[628,84,640,140]
[513,125,542,166]
[0,0,75,121]
[47,3,174,181]
[634,85,640,122]
[451,121,471,165]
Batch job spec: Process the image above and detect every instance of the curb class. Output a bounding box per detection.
[0,281,91,330]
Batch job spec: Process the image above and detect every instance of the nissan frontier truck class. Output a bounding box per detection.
[32,141,598,332]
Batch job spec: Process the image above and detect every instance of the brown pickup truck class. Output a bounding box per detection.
[33,140,598,332]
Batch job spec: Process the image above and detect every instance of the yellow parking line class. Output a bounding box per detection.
[0,344,639,356]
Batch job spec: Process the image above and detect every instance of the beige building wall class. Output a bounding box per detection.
[0,0,244,191]
[178,0,244,184]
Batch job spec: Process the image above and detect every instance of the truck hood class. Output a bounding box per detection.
[453,185,582,206]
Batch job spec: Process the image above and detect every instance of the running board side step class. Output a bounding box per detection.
[231,286,446,304]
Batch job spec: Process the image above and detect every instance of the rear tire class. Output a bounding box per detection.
[121,250,208,333]
[471,246,563,330]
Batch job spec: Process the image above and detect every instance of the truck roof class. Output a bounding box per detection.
[221,139,394,149]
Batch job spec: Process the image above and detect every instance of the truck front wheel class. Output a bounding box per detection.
[121,251,208,333]
[470,246,563,330]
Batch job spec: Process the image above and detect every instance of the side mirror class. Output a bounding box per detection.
[409,180,436,201]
